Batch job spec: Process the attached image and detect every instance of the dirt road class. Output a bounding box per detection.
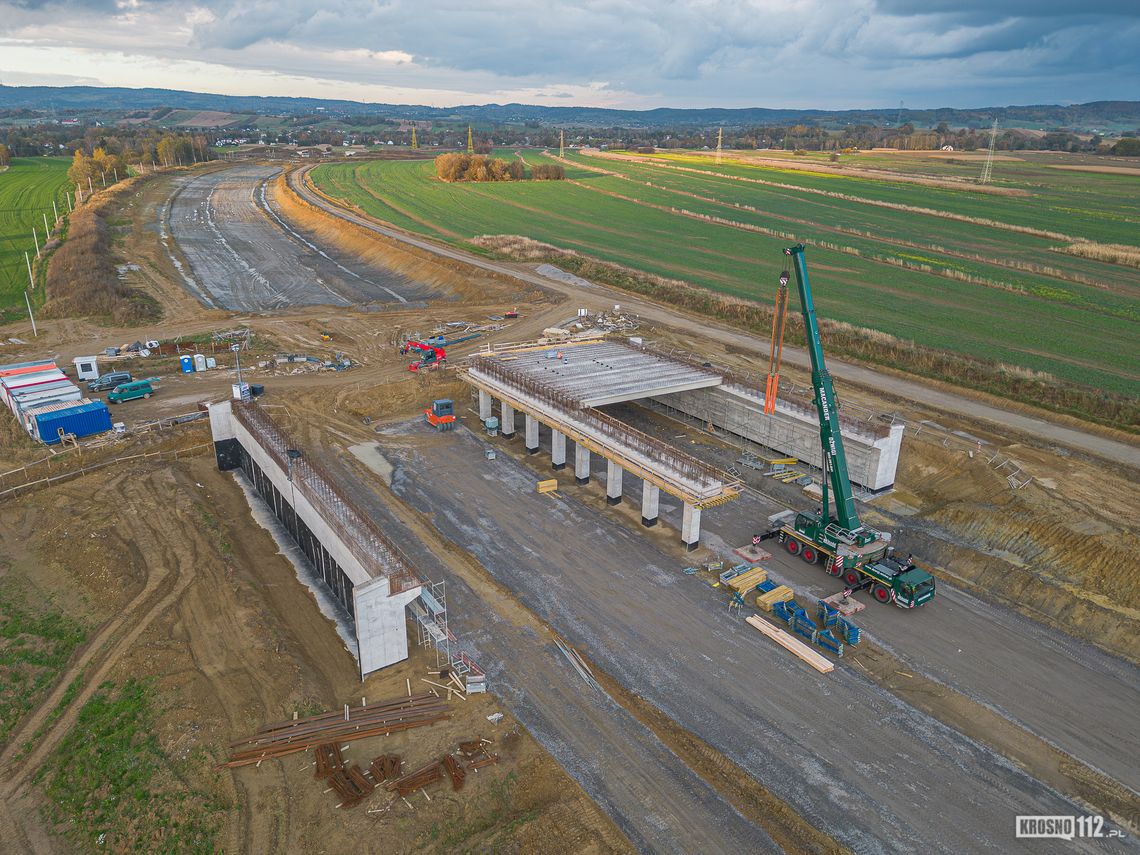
[287,164,1139,470]
[317,448,780,854]
[166,164,434,310]
[379,421,1128,854]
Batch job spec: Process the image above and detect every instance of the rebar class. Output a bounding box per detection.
[233,402,420,593]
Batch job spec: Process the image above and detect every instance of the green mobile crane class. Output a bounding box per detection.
[763,245,935,608]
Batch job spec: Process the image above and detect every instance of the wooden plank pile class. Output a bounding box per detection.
[745,614,834,673]
[223,693,449,768]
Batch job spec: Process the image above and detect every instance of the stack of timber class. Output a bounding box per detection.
[756,585,794,612]
[223,693,449,767]
[745,615,834,673]
[726,566,768,594]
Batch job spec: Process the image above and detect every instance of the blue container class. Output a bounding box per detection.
[180,355,195,373]
[32,400,113,444]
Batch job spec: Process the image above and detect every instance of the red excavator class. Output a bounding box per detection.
[401,340,446,371]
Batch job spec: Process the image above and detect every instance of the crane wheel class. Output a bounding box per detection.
[843,570,860,586]
[786,539,801,556]
[801,547,818,565]
[872,584,893,604]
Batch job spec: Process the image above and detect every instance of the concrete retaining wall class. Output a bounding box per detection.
[210,401,419,677]
[650,385,903,491]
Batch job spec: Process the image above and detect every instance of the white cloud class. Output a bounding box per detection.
[0,0,1136,107]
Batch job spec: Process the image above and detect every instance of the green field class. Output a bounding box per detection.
[0,157,72,312]
[311,150,1140,397]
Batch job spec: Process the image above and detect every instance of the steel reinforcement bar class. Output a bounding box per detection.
[232,401,420,594]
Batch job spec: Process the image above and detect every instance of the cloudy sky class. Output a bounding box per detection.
[0,0,1137,109]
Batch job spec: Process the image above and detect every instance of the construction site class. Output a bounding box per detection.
[0,155,1136,855]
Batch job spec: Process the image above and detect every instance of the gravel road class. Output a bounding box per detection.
[166,164,433,310]
[321,450,777,855]
[381,422,1132,854]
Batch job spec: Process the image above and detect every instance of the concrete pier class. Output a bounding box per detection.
[606,461,623,505]
[479,389,492,421]
[642,482,660,527]
[551,429,566,470]
[501,401,516,438]
[681,503,702,551]
[575,443,591,485]
[525,413,539,454]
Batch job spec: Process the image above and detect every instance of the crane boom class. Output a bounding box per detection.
[783,244,862,536]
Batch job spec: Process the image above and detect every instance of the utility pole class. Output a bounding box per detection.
[24,291,37,337]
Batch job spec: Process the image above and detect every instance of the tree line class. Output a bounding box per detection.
[434,153,564,182]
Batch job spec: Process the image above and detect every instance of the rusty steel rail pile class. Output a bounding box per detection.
[232,401,420,594]
[223,693,449,767]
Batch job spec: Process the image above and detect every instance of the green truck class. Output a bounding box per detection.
[107,379,155,403]
[759,245,936,609]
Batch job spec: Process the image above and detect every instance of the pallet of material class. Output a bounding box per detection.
[727,567,768,593]
[745,615,834,673]
[755,585,794,612]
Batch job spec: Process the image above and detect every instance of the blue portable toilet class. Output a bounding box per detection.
[180,355,195,373]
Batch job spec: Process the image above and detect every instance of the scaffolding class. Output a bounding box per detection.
[409,580,486,692]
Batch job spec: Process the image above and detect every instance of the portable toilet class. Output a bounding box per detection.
[180,355,195,373]
[205,357,217,369]
[73,356,100,381]
[193,353,207,372]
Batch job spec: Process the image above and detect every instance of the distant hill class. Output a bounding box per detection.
[1,85,1137,131]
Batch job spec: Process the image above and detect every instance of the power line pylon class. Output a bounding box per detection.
[716,127,723,165]
[411,126,418,149]
[980,118,998,184]
[559,129,565,159]
[467,126,474,154]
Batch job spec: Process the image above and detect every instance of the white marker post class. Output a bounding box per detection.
[24,291,37,337]
[25,252,34,290]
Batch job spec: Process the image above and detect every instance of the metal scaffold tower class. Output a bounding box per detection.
[409,581,486,691]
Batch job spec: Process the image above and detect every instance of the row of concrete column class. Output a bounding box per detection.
[477,390,702,550]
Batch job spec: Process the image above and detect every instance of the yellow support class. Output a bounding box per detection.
[767,457,798,465]
[537,479,558,494]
